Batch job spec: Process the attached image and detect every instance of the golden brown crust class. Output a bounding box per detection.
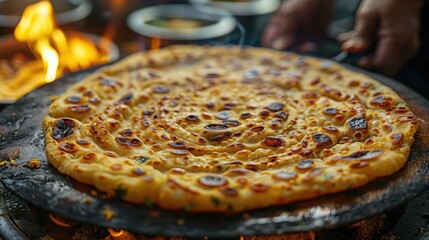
[43,45,418,212]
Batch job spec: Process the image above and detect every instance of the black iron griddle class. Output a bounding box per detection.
[0,60,428,238]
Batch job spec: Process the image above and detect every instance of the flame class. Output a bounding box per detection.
[150,37,162,50]
[48,213,75,228]
[106,228,136,240]
[108,228,124,237]
[14,0,108,83]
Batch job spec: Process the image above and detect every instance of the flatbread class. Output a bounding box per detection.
[43,45,418,212]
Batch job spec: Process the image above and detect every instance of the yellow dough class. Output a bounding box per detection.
[43,45,418,212]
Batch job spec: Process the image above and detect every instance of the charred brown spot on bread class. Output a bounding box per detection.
[275,111,288,120]
[370,95,393,109]
[219,187,239,197]
[393,106,409,113]
[262,136,284,148]
[170,149,189,155]
[350,162,369,169]
[205,72,220,78]
[273,171,297,181]
[66,96,81,103]
[69,104,91,113]
[250,183,269,192]
[185,115,200,122]
[143,110,154,116]
[88,97,100,104]
[296,159,314,170]
[76,139,90,146]
[312,133,333,149]
[133,168,145,175]
[83,91,93,97]
[110,164,122,171]
[227,143,245,148]
[204,124,229,131]
[116,93,133,105]
[266,102,284,112]
[259,110,270,117]
[210,131,232,142]
[59,142,76,153]
[397,114,417,123]
[323,108,337,115]
[348,116,368,131]
[243,69,259,79]
[323,126,338,132]
[101,79,120,87]
[251,126,265,132]
[390,133,404,145]
[303,168,324,182]
[168,141,188,149]
[302,92,319,99]
[333,150,384,161]
[118,128,133,137]
[206,102,215,109]
[222,120,241,126]
[215,111,231,120]
[115,137,142,147]
[223,101,237,110]
[348,80,360,87]
[83,153,96,160]
[152,85,171,94]
[105,152,116,157]
[52,119,76,140]
[226,168,250,175]
[299,149,314,157]
[198,175,227,187]
[240,113,252,119]
[170,168,186,174]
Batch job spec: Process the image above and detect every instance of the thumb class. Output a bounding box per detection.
[341,10,377,54]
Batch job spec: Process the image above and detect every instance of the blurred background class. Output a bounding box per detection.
[0,0,428,104]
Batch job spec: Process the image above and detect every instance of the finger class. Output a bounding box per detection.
[297,41,317,53]
[357,36,403,75]
[262,5,296,49]
[341,9,378,54]
[337,32,353,44]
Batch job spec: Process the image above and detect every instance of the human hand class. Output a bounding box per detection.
[262,0,333,50]
[339,0,422,75]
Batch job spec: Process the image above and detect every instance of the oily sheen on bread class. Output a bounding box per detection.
[43,45,418,212]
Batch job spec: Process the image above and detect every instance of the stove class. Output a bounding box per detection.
[0,180,428,240]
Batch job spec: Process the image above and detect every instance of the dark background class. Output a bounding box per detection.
[0,1,429,239]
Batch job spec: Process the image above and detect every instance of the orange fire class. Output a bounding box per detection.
[15,0,108,82]
[48,213,75,228]
[0,0,111,102]
[150,37,162,50]
[106,228,136,240]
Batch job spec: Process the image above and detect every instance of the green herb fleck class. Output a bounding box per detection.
[323,173,334,180]
[114,184,127,199]
[218,165,230,172]
[136,156,149,164]
[145,198,154,208]
[183,203,198,211]
[227,203,234,212]
[395,101,408,107]
[210,197,221,207]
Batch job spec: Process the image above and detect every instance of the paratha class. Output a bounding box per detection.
[43,45,418,212]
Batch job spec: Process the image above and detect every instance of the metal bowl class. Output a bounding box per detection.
[189,0,281,16]
[0,0,92,28]
[127,4,236,41]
